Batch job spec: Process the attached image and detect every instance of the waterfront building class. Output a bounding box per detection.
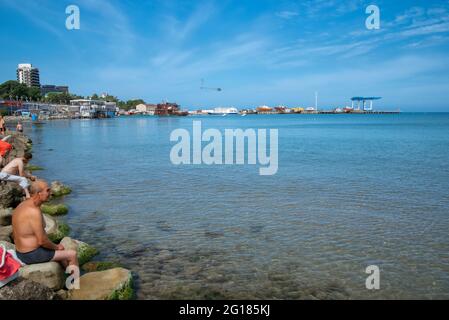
[17,63,40,87]
[136,103,157,115]
[291,107,304,113]
[70,99,117,118]
[40,85,69,96]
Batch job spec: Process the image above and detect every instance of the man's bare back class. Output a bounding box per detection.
[12,198,45,253]
[2,157,24,175]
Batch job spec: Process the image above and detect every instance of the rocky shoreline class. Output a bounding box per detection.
[0,132,134,300]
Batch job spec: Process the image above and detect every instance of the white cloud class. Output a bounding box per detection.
[275,11,299,19]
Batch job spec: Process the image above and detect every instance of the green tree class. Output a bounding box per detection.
[100,95,119,103]
[44,92,74,104]
[27,86,42,101]
[126,99,145,110]
[0,80,43,101]
[0,80,30,100]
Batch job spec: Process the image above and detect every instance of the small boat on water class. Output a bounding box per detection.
[208,107,239,115]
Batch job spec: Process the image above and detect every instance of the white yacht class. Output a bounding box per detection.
[208,107,239,115]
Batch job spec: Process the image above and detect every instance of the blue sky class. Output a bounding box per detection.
[1,0,449,110]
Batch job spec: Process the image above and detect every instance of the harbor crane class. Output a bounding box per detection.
[351,97,382,111]
[200,79,222,92]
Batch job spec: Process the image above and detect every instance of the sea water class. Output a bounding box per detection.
[28,113,449,299]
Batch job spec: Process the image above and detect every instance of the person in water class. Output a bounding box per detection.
[16,121,23,133]
[0,152,35,198]
[0,115,6,135]
[12,180,78,268]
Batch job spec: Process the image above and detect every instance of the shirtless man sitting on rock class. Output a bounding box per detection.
[0,152,35,198]
[12,180,78,269]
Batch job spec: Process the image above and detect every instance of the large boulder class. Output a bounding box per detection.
[0,208,13,226]
[0,225,13,242]
[44,214,70,243]
[69,268,133,300]
[43,213,57,234]
[60,237,98,266]
[50,181,72,198]
[0,278,60,300]
[82,261,122,273]
[0,183,23,209]
[19,262,65,291]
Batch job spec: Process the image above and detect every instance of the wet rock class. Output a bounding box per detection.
[0,278,60,300]
[82,261,122,272]
[0,208,13,226]
[19,262,65,291]
[60,237,98,266]
[121,244,147,258]
[50,181,72,198]
[69,268,133,300]
[0,240,15,250]
[41,203,69,216]
[184,265,203,276]
[56,289,69,300]
[204,231,225,239]
[155,249,173,262]
[0,225,13,242]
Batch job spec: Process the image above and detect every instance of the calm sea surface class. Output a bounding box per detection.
[27,113,449,299]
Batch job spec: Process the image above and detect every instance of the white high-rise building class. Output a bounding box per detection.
[16,63,40,87]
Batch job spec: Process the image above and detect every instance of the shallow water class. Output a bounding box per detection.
[28,113,449,299]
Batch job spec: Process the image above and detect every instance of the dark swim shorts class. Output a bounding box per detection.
[16,247,56,264]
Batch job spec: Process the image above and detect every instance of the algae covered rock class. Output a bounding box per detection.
[48,223,70,243]
[69,268,134,300]
[41,203,69,216]
[60,237,99,266]
[82,261,122,272]
[25,164,44,171]
[50,181,72,198]
[44,214,70,243]
[19,262,65,291]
